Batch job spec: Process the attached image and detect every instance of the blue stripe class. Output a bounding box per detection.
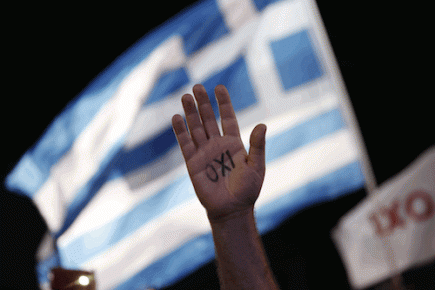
[144,67,190,105]
[252,0,283,11]
[115,233,216,290]
[178,0,229,56]
[36,250,61,285]
[5,0,229,198]
[255,161,365,233]
[58,107,346,266]
[270,29,323,91]
[265,108,345,164]
[114,161,365,289]
[119,126,178,175]
[202,56,258,117]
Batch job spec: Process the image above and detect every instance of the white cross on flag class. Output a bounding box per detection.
[332,146,435,289]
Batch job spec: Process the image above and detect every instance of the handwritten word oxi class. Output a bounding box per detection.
[368,190,434,237]
[205,150,235,182]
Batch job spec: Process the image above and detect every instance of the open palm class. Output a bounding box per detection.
[172,84,267,222]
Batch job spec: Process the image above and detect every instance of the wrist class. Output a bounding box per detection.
[208,207,255,226]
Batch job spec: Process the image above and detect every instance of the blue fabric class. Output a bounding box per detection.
[271,29,323,91]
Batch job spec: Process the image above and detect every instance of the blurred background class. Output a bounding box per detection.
[1,1,433,289]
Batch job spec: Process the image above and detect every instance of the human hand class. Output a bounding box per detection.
[172,84,266,222]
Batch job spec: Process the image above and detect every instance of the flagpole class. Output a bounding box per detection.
[308,0,378,195]
[310,2,408,289]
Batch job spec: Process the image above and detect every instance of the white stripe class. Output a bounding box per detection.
[34,181,66,232]
[257,129,360,207]
[77,129,359,289]
[239,93,338,146]
[39,282,51,290]
[186,15,259,82]
[123,86,190,149]
[34,35,186,232]
[261,0,310,42]
[217,0,258,31]
[58,95,338,247]
[36,231,55,261]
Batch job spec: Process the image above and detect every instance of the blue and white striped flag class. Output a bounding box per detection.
[5,0,375,289]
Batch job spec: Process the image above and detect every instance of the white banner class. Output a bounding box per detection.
[332,146,435,289]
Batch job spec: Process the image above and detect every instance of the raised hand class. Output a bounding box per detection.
[172,84,267,222]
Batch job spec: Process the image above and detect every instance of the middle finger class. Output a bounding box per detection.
[182,93,208,148]
[193,84,221,139]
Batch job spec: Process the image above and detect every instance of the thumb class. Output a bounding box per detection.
[248,123,266,176]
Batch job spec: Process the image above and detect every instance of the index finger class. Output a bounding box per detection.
[214,85,241,137]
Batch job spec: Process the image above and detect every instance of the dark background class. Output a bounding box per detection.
[1,1,434,289]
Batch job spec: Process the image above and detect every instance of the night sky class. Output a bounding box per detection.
[1,1,434,289]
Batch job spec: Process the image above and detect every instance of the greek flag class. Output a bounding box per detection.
[5,0,375,289]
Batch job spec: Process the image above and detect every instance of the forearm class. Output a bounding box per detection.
[209,208,280,290]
